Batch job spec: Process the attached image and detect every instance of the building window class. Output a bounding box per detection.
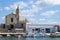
[46,28,50,33]
[32,29,34,32]
[3,24,5,28]
[11,18,13,22]
[21,24,23,27]
[35,28,40,33]
[10,25,14,29]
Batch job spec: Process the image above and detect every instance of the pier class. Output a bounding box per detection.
[0,32,26,37]
[0,33,25,35]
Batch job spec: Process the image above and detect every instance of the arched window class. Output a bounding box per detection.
[11,18,13,22]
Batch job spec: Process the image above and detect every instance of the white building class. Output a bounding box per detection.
[26,23,59,33]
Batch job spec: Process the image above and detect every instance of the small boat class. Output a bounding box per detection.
[18,35,21,38]
[7,34,10,36]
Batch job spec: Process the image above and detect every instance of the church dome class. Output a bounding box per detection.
[19,16,27,23]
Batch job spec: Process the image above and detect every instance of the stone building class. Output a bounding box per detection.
[5,6,27,33]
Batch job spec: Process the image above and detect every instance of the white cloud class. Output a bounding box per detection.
[38,21,60,24]
[39,18,46,21]
[4,1,28,10]
[43,0,60,5]
[21,10,35,17]
[0,16,5,24]
[35,0,42,5]
[53,0,60,5]
[21,13,34,17]
[21,6,42,17]
[48,21,60,25]
[40,10,58,17]
[29,18,36,23]
[30,18,35,21]
[4,7,10,10]
[1,16,5,20]
[29,1,34,4]
[3,0,60,11]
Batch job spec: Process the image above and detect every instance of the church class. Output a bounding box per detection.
[5,6,27,33]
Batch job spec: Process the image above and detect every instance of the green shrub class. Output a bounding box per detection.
[50,34,57,38]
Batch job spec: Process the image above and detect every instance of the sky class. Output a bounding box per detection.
[0,0,60,24]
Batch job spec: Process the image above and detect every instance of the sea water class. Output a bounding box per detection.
[0,36,60,40]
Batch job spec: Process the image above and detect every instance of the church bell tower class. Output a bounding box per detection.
[16,6,19,23]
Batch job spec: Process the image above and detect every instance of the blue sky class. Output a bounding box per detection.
[0,0,60,24]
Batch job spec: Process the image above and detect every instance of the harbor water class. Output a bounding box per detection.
[0,36,60,40]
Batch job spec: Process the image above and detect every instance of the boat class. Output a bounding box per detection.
[7,34,10,36]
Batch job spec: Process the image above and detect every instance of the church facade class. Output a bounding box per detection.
[5,6,27,33]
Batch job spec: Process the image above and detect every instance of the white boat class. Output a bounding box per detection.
[18,35,21,38]
[7,34,10,36]
[46,33,50,36]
